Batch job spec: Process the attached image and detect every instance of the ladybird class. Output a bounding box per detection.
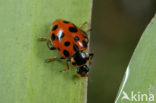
[37,19,94,82]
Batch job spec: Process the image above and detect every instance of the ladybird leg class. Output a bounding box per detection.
[81,29,91,44]
[74,74,81,84]
[37,37,56,50]
[84,35,89,44]
[74,74,80,77]
[89,61,91,65]
[45,57,65,62]
[79,22,87,29]
[66,58,71,62]
[60,60,70,73]
[80,30,89,43]
[79,22,91,43]
[89,53,94,60]
[86,74,93,83]
[85,29,91,33]
[84,29,91,38]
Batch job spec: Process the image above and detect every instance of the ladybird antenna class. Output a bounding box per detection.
[87,74,92,83]
[74,77,78,84]
[74,74,80,84]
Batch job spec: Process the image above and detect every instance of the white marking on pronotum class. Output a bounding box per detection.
[115,66,130,103]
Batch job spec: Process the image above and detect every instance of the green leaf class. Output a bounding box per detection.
[115,15,156,103]
[0,0,92,103]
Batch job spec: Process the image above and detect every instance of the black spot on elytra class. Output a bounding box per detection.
[73,44,79,52]
[64,41,70,47]
[63,50,69,57]
[72,62,76,65]
[51,33,55,41]
[74,36,79,41]
[52,25,58,31]
[69,27,78,33]
[82,40,87,47]
[57,47,60,51]
[63,21,70,23]
[57,32,64,41]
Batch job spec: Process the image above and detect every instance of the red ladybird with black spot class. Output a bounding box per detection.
[37,19,94,82]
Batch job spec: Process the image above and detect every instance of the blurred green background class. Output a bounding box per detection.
[88,0,156,103]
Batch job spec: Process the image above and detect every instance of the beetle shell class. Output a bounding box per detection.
[50,19,88,58]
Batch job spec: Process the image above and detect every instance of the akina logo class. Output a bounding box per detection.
[121,91,154,102]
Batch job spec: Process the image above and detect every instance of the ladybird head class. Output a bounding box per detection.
[77,65,89,77]
[77,65,92,82]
